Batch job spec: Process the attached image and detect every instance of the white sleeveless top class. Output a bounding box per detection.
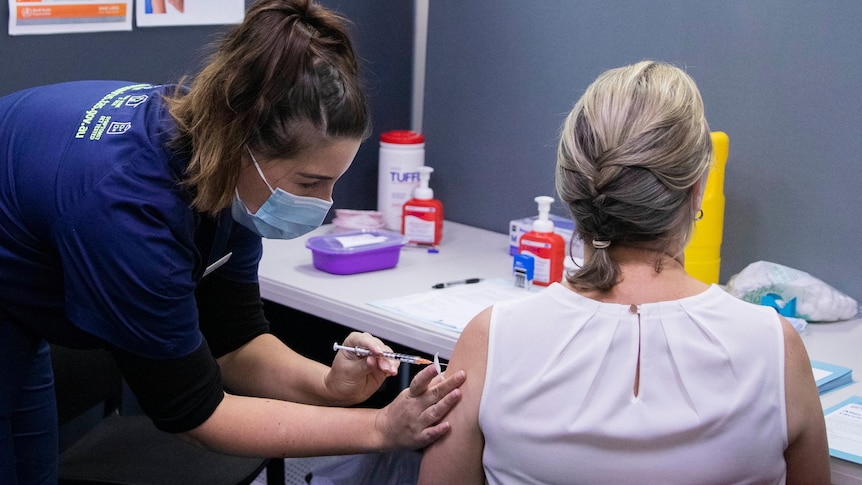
[479,284,787,485]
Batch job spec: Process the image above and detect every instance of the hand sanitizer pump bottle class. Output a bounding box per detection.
[402,166,443,245]
[518,196,565,286]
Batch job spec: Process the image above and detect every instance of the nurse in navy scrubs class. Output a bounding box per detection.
[0,1,464,482]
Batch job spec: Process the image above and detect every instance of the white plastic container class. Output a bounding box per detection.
[377,130,425,231]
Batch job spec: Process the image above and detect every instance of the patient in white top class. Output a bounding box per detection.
[418,60,829,484]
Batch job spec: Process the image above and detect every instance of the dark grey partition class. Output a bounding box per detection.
[0,0,410,212]
[423,1,862,302]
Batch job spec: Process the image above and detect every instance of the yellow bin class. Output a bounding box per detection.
[684,132,728,284]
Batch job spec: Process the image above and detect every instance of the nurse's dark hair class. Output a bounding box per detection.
[556,60,712,292]
[167,0,371,215]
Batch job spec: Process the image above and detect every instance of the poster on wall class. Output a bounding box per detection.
[8,0,132,35]
[135,0,244,27]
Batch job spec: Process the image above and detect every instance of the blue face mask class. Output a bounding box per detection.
[231,149,333,239]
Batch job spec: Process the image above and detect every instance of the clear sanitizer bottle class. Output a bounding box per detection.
[518,196,565,286]
[402,166,443,245]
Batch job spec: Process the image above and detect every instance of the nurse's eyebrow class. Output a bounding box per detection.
[297,172,335,181]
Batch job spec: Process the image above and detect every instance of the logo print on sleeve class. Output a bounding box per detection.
[106,122,132,135]
[125,95,148,107]
[74,84,151,140]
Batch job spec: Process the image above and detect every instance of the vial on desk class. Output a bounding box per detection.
[377,130,425,231]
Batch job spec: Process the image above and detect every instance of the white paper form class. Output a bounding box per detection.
[9,0,132,35]
[369,278,538,332]
[825,396,862,465]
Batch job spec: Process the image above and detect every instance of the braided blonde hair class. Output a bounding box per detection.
[556,61,712,291]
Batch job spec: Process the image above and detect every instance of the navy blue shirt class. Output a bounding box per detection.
[0,81,269,432]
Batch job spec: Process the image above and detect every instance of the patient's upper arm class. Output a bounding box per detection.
[418,306,492,485]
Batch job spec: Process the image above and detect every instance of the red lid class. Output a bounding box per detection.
[380,130,425,144]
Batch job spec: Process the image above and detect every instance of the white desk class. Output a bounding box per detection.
[258,220,862,482]
[799,317,862,484]
[258,221,512,358]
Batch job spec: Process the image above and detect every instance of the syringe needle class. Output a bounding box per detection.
[332,342,444,367]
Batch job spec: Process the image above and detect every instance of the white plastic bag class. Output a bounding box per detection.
[725,261,859,322]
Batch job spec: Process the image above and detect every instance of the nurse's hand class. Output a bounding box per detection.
[375,364,466,450]
[326,332,399,405]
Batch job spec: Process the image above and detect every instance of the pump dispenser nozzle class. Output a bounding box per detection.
[413,166,434,200]
[533,196,555,233]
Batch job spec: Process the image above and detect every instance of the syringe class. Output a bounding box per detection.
[332,342,445,368]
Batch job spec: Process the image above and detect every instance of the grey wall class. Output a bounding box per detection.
[423,1,862,302]
[0,0,412,213]
[3,1,859,302]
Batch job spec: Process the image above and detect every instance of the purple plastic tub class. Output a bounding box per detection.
[305,230,406,275]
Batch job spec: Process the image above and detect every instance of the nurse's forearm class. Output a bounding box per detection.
[184,393,387,457]
[217,333,346,406]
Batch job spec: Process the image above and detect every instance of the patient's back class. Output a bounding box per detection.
[479,284,786,485]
